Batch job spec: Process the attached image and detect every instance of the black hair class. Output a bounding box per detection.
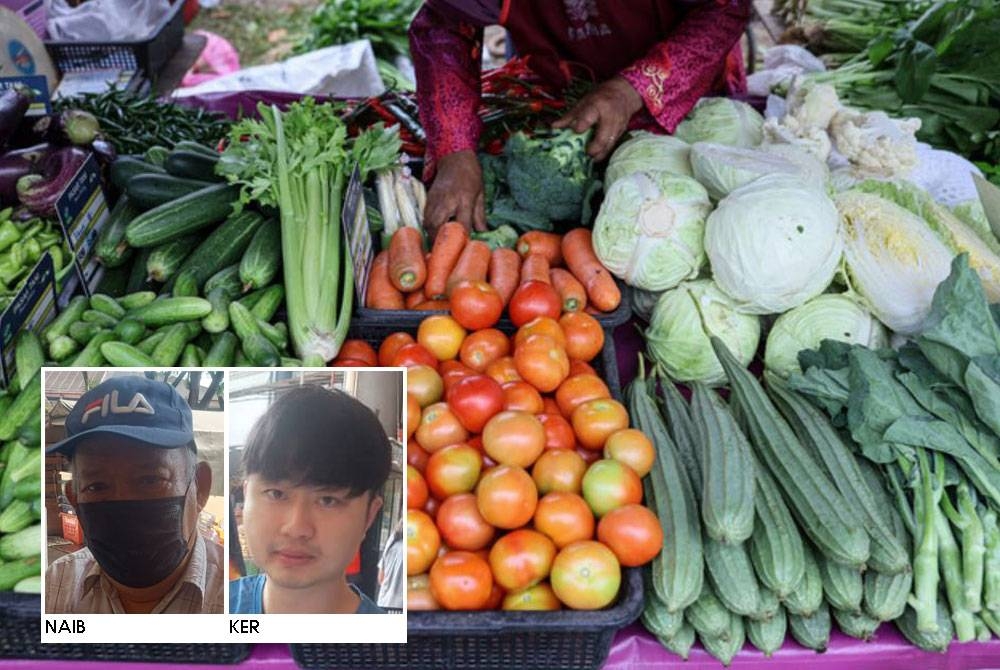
[241,385,391,499]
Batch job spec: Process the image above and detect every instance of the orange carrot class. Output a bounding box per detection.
[425,221,468,299]
[562,228,621,312]
[405,288,427,309]
[413,299,450,311]
[366,251,405,309]
[489,248,521,308]
[517,231,563,266]
[388,227,427,292]
[550,268,588,312]
[520,253,551,285]
[446,240,491,296]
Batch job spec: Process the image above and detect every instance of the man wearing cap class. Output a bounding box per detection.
[45,375,224,614]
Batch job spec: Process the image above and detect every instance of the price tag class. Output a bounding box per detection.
[0,250,56,387]
[341,164,374,305]
[55,152,107,298]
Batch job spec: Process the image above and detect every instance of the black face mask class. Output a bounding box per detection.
[76,479,194,589]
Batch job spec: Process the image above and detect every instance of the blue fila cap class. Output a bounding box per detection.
[48,375,194,455]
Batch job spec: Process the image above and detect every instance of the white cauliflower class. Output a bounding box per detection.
[787,82,841,130]
[760,81,840,161]
[762,115,833,161]
[828,108,921,179]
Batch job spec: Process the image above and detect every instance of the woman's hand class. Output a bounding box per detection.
[423,150,487,236]
[553,76,644,161]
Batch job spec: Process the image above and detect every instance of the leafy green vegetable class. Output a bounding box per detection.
[504,129,597,224]
[296,0,420,61]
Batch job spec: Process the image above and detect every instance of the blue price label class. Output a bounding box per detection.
[0,251,56,387]
[55,152,109,298]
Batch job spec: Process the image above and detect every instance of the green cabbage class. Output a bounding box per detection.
[675,97,764,148]
[630,287,663,322]
[705,174,843,314]
[764,293,889,378]
[593,170,711,291]
[835,190,954,335]
[646,279,761,386]
[605,132,691,187]
[690,142,812,201]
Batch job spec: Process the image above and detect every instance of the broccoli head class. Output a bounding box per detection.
[504,129,595,222]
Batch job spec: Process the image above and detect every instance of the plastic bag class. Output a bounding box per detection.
[47,0,171,42]
[181,30,240,88]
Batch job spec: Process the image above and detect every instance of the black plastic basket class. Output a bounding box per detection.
[0,587,249,663]
[354,278,632,332]
[290,567,642,670]
[44,0,185,79]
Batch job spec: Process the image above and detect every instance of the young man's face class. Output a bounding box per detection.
[243,476,382,591]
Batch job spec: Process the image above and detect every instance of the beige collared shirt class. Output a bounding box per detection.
[45,534,224,614]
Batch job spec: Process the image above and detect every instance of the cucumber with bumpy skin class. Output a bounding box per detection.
[818,553,863,613]
[747,605,787,657]
[229,302,280,367]
[685,582,732,640]
[704,536,761,617]
[0,373,40,441]
[70,331,115,367]
[833,607,880,641]
[788,601,832,652]
[14,331,44,390]
[113,319,146,345]
[95,194,140,268]
[700,614,745,667]
[146,235,198,283]
[202,287,231,334]
[117,290,157,311]
[784,544,824,617]
[125,183,239,248]
[151,323,193,367]
[239,218,281,291]
[128,297,212,327]
[49,335,79,362]
[640,570,685,640]
[749,454,805,600]
[168,210,265,292]
[101,342,157,367]
[896,599,953,652]
[90,293,126,319]
[43,295,87,344]
[655,623,696,661]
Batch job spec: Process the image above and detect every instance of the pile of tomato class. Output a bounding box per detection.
[344,280,664,612]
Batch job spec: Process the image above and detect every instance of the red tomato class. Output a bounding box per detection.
[541,397,562,416]
[450,280,504,330]
[337,339,378,366]
[486,356,521,385]
[568,359,597,377]
[482,410,546,468]
[435,493,495,551]
[329,357,370,367]
[597,504,663,567]
[555,374,611,420]
[408,509,441,575]
[538,413,576,451]
[514,334,570,393]
[603,428,656,478]
[406,393,421,438]
[417,315,466,361]
[460,329,510,372]
[532,449,588,495]
[502,582,561,611]
[416,402,469,453]
[407,465,429,509]
[440,360,477,394]
[550,541,621,610]
[514,317,566,350]
[534,491,595,548]
[581,459,644,517]
[407,364,444,408]
[476,465,538,529]
[558,312,604,362]
[485,581,505,610]
[429,551,494,610]
[424,496,441,520]
[408,574,440,610]
[407,440,430,472]
[378,332,414,367]
[502,381,545,414]
[509,280,562,327]
[393,342,440,370]
[425,443,482,499]
[446,374,505,433]
[571,398,629,451]
[488,528,557,592]
[576,446,603,466]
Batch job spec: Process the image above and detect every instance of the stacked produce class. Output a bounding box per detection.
[381,302,660,610]
[0,209,74,310]
[0,331,45,595]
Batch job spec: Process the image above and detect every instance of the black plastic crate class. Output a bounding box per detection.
[290,567,642,670]
[44,0,185,79]
[0,587,249,663]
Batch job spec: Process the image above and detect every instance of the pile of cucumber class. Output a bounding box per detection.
[628,346,918,665]
[81,142,293,367]
[0,332,46,594]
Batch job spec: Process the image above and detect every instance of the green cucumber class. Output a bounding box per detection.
[126,173,215,210]
[0,500,33,533]
[788,601,832,652]
[168,210,265,292]
[229,301,280,367]
[49,335,79,362]
[180,344,202,367]
[204,264,242,298]
[204,332,238,367]
[258,318,287,351]
[818,553,864,613]
[684,582,731,640]
[136,331,168,355]
[111,156,165,190]
[0,373,40,441]
[239,218,281,291]
[0,523,42,560]
[100,342,157,367]
[704,536,761,617]
[234,349,249,367]
[202,287,231,334]
[16,419,41,446]
[640,571,685,639]
[14,476,40,503]
[82,309,119,329]
[151,323,194,367]
[747,609,787,657]
[0,556,41,590]
[126,248,154,294]
[164,150,221,182]
[749,455,806,600]
[833,607,880,641]
[128,297,212,327]
[172,268,199,298]
[113,319,146,345]
[784,544,824,617]
[125,183,238,248]
[656,623,695,661]
[701,615,745,666]
[14,331,44,391]
[95,194,140,268]
[146,234,198,283]
[248,284,284,321]
[90,293,127,319]
[117,290,157,310]
[69,331,116,367]
[43,295,88,344]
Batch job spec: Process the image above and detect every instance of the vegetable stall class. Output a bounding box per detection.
[2,0,1000,667]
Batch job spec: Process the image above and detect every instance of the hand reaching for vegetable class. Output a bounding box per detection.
[553,76,643,161]
[424,150,487,236]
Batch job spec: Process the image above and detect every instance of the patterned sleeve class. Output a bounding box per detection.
[409,5,485,179]
[619,0,752,133]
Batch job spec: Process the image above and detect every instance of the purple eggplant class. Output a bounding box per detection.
[89,137,117,164]
[0,143,56,205]
[33,109,101,147]
[0,87,33,151]
[16,146,89,216]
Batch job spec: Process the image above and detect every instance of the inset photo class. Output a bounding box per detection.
[228,369,404,616]
[42,370,226,615]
